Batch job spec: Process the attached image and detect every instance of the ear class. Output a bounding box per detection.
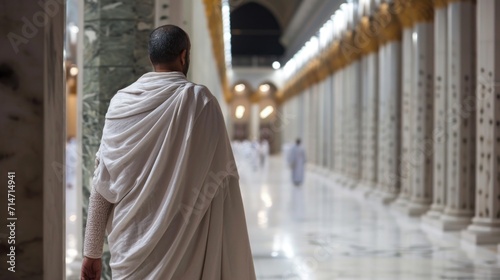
[180,49,187,65]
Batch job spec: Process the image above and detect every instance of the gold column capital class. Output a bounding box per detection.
[434,0,447,8]
[394,0,414,28]
[355,16,380,55]
[410,0,434,23]
[374,3,403,45]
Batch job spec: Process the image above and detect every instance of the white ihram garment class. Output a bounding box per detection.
[91,71,255,279]
[287,144,306,186]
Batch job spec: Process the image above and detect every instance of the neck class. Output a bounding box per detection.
[153,64,183,73]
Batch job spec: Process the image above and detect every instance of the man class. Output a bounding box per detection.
[81,25,256,280]
[287,138,306,186]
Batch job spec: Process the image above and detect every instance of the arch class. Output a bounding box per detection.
[250,81,278,102]
[231,80,254,98]
[230,2,285,56]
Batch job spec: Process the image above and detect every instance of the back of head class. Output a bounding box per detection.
[148,25,190,65]
[296,138,301,145]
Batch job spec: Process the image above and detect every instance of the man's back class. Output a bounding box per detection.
[82,24,256,280]
[87,72,255,279]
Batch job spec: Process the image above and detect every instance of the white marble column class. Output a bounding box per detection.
[304,88,312,162]
[462,0,500,245]
[440,0,476,231]
[298,93,305,141]
[315,84,322,167]
[375,40,402,203]
[307,87,318,165]
[394,27,414,208]
[423,2,448,225]
[334,69,347,181]
[340,65,350,182]
[347,60,362,187]
[320,80,329,169]
[326,76,334,172]
[406,20,435,216]
[359,52,379,191]
[332,71,341,176]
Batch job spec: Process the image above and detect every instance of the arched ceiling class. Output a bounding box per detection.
[228,0,344,67]
[229,0,302,67]
[229,0,302,29]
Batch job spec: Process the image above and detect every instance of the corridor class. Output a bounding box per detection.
[4,0,500,278]
[239,156,500,279]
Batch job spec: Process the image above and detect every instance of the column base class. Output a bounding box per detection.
[355,181,371,194]
[462,222,500,245]
[318,166,330,176]
[439,210,473,231]
[402,201,430,217]
[333,173,348,186]
[421,208,443,229]
[369,187,398,205]
[342,177,358,189]
[392,193,410,210]
[422,204,443,222]
[422,214,471,232]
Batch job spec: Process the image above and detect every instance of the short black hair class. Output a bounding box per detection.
[148,25,190,64]
[296,138,301,145]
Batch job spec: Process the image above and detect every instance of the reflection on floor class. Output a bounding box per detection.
[66,153,500,279]
[238,155,500,280]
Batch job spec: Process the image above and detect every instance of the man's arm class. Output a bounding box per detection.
[81,187,113,279]
[81,150,113,279]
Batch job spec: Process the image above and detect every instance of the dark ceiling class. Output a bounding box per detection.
[231,2,284,57]
[229,0,302,67]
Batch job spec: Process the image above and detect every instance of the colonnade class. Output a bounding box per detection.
[280,0,500,246]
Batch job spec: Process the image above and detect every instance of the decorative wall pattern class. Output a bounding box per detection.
[442,1,476,229]
[376,42,402,202]
[360,53,378,187]
[395,28,414,207]
[462,0,500,245]
[407,22,434,215]
[426,6,447,221]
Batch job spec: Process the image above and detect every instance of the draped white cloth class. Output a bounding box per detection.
[92,72,255,279]
[287,144,306,186]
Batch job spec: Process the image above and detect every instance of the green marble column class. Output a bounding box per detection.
[82,0,153,278]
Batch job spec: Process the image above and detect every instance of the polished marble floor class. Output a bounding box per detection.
[237,155,500,280]
[66,153,500,279]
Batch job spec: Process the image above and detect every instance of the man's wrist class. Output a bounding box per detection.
[84,255,102,260]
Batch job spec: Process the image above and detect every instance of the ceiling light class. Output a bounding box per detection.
[235,105,245,119]
[235,84,246,93]
[69,66,78,76]
[272,61,280,69]
[259,84,270,93]
[260,106,274,119]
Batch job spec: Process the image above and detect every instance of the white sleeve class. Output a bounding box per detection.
[83,151,113,259]
[83,187,113,259]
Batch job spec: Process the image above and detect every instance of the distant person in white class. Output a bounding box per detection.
[287,138,306,186]
[81,25,255,280]
[259,138,270,167]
